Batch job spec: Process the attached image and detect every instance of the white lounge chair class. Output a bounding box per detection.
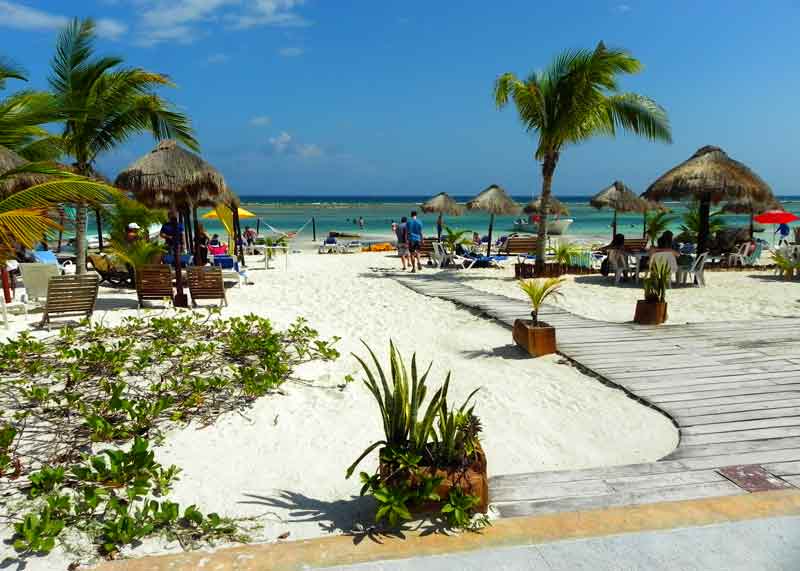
[19,263,61,303]
[677,252,709,287]
[339,241,363,254]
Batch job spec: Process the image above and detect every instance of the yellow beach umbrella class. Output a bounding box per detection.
[202,206,257,219]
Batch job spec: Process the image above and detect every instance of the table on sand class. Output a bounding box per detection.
[392,273,800,518]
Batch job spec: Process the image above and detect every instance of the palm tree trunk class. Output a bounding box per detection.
[612,209,618,238]
[697,193,711,254]
[75,203,87,274]
[535,153,558,274]
[486,213,495,257]
[95,209,104,251]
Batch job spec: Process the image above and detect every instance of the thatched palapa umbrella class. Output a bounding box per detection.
[523,195,570,216]
[643,146,773,253]
[590,180,650,238]
[420,192,464,240]
[466,184,520,256]
[115,140,229,308]
[0,145,49,198]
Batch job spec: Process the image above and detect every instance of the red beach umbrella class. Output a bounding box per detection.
[754,210,799,224]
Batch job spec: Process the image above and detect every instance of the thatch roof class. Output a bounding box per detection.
[420,192,464,216]
[721,195,782,215]
[466,184,520,215]
[643,145,773,204]
[590,181,649,213]
[114,140,230,208]
[0,145,49,197]
[523,195,570,216]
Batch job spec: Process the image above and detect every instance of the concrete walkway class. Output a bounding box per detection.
[322,515,800,570]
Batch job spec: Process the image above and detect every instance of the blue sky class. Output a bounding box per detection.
[1,0,799,196]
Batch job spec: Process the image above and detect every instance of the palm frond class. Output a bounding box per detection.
[605,94,672,143]
[0,208,61,251]
[0,179,121,212]
[0,57,27,89]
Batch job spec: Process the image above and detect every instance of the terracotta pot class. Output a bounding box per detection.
[513,319,556,357]
[379,446,489,514]
[634,300,668,325]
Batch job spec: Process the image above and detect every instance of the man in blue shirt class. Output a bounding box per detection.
[406,210,423,272]
[159,213,184,253]
[776,223,791,246]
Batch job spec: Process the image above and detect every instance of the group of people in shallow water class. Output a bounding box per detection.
[391,211,424,272]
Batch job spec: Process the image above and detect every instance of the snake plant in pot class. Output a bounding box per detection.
[346,342,489,528]
[635,262,670,324]
[513,277,564,356]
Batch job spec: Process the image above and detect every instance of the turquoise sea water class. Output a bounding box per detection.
[82,195,800,244]
[190,195,800,243]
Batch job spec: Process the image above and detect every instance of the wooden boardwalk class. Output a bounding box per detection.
[392,274,800,518]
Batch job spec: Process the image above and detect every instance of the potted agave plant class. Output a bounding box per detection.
[346,342,489,528]
[634,262,670,325]
[513,277,564,357]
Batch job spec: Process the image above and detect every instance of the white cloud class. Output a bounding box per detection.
[0,1,127,39]
[136,0,308,45]
[206,52,230,64]
[278,47,304,57]
[267,131,325,158]
[296,143,322,158]
[269,131,293,153]
[615,4,632,13]
[250,115,272,127]
[96,18,127,40]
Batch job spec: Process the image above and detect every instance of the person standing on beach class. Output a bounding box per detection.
[395,216,410,270]
[776,223,791,247]
[407,210,423,272]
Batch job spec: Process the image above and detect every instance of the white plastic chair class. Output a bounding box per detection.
[677,252,709,286]
[727,242,749,267]
[608,250,631,284]
[430,242,447,268]
[19,263,61,303]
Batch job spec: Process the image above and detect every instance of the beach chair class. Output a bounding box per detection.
[39,274,100,330]
[743,242,764,266]
[339,240,363,254]
[135,264,174,308]
[502,237,539,261]
[211,255,243,286]
[726,242,750,267]
[419,239,439,261]
[187,266,227,307]
[87,253,132,286]
[1,295,28,329]
[18,263,60,303]
[608,250,633,284]
[677,252,709,287]
[318,237,338,254]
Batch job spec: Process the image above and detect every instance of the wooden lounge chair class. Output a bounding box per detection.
[419,238,439,260]
[40,274,100,330]
[187,266,227,307]
[87,253,132,286]
[135,264,174,308]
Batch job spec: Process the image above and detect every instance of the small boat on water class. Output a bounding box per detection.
[513,218,574,235]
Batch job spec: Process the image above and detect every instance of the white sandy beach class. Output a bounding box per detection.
[0,244,704,568]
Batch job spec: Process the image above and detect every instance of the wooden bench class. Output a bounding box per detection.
[135,264,174,309]
[187,266,227,307]
[599,238,649,253]
[502,237,539,256]
[40,274,100,329]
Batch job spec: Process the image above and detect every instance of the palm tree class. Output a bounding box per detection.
[494,42,672,272]
[644,210,675,246]
[0,58,61,160]
[49,19,197,274]
[680,201,726,242]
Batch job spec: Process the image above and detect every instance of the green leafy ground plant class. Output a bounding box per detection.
[0,311,339,561]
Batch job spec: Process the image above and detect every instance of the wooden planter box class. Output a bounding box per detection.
[634,300,668,325]
[379,447,489,514]
[515,262,535,279]
[513,319,556,357]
